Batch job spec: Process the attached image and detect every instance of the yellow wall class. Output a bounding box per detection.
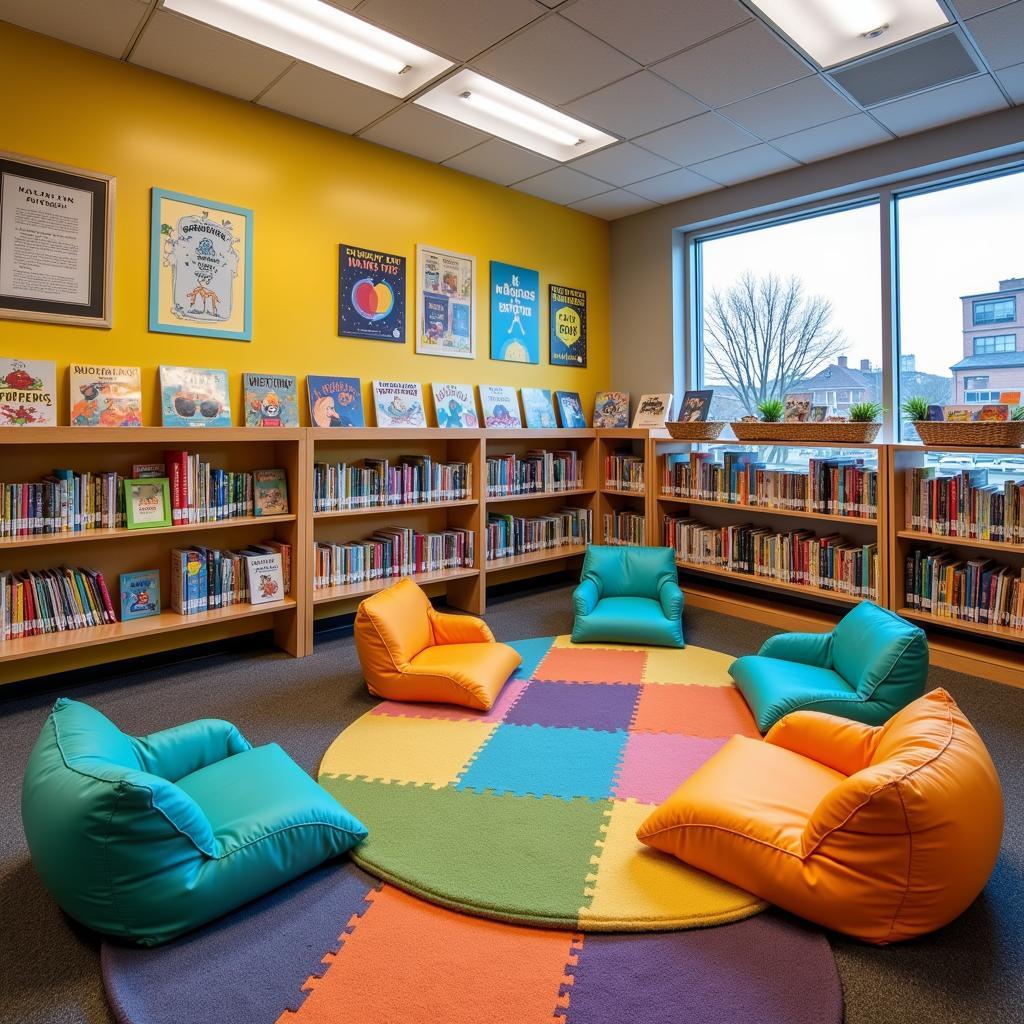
[0,23,611,425]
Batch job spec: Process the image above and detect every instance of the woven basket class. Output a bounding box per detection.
[913,420,1024,448]
[729,421,882,444]
[664,420,726,441]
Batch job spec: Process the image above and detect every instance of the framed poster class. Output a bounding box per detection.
[549,284,587,367]
[149,188,253,341]
[416,244,475,359]
[0,151,114,327]
[339,244,405,341]
[490,261,539,363]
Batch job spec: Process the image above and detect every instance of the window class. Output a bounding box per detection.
[965,390,1001,402]
[973,298,1016,325]
[963,375,990,389]
[973,334,1016,355]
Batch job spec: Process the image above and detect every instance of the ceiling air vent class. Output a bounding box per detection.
[829,29,980,107]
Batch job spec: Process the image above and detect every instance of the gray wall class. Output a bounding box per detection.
[610,105,1024,407]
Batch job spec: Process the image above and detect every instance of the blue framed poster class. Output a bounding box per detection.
[338,244,406,341]
[490,261,539,363]
[549,284,587,367]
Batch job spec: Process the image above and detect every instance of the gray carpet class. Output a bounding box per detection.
[1,583,1021,1024]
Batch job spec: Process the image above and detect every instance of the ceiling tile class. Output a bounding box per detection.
[628,167,720,203]
[130,10,291,101]
[443,139,558,185]
[257,63,399,135]
[634,111,757,164]
[470,15,641,105]
[720,75,858,141]
[688,144,799,186]
[569,189,658,219]
[773,113,893,163]
[870,74,1008,135]
[322,0,363,8]
[359,105,488,162]
[953,0,1017,18]
[356,0,546,62]
[966,4,1024,69]
[995,61,1024,101]
[512,167,610,204]
[652,20,811,107]
[561,0,749,65]
[565,72,706,138]
[0,0,148,59]
[568,142,678,186]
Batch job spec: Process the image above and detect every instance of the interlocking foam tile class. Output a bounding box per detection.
[505,681,641,733]
[283,885,580,1024]
[457,723,629,802]
[613,733,728,804]
[579,800,765,930]
[631,684,760,738]
[319,714,496,787]
[640,645,736,687]
[319,777,611,926]
[534,647,647,684]
[508,635,559,680]
[552,634,650,652]
[371,678,528,724]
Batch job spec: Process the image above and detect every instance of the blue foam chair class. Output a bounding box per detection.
[572,545,684,648]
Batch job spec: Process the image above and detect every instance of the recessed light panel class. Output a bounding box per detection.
[747,0,950,68]
[162,0,453,97]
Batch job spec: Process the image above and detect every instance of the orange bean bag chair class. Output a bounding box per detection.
[637,688,1003,943]
[353,578,521,711]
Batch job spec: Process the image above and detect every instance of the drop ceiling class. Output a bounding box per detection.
[0,0,1020,220]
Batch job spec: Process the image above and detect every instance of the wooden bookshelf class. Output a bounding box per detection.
[597,428,652,547]
[675,559,864,606]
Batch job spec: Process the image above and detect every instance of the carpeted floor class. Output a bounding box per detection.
[1,582,1022,1024]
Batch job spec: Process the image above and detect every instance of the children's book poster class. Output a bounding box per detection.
[416,245,475,359]
[556,390,587,428]
[431,383,479,428]
[68,364,142,427]
[307,375,365,428]
[0,357,56,426]
[593,391,629,428]
[243,372,298,427]
[339,244,406,342]
[373,380,426,427]
[521,387,556,428]
[480,385,522,429]
[549,284,587,367]
[159,365,232,427]
[490,262,539,364]
[120,570,160,621]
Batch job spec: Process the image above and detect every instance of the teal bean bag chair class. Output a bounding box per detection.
[730,601,928,733]
[572,545,684,648]
[22,698,367,946]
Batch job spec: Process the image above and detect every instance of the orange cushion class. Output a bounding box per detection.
[407,643,522,711]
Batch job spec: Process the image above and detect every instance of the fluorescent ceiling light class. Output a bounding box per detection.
[746,0,950,68]
[414,70,616,162]
[162,0,453,97]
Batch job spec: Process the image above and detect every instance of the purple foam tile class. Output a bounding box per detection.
[505,681,641,733]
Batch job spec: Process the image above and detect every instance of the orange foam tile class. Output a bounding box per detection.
[632,684,760,738]
[534,647,646,684]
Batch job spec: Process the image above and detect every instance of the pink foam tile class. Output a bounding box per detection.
[613,732,728,805]
[371,678,528,724]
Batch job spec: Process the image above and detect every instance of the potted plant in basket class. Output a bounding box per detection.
[905,396,1024,447]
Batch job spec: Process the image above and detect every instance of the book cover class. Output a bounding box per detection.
[783,393,812,422]
[490,262,539,364]
[69,364,142,427]
[307,375,365,428]
[372,380,426,427]
[521,387,556,428]
[632,393,673,428]
[120,570,160,621]
[926,404,945,421]
[431,383,478,428]
[159,366,231,427]
[132,462,166,478]
[253,468,289,516]
[549,284,587,367]
[0,357,56,426]
[678,389,713,423]
[555,390,587,428]
[809,405,828,422]
[593,391,629,428]
[243,372,299,427]
[480,385,522,429]
[245,551,285,605]
[339,244,406,342]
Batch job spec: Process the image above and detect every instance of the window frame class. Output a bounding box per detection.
[973,298,1016,326]
[972,334,1016,355]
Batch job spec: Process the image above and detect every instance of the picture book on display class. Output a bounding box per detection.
[0,357,56,426]
[593,391,629,428]
[339,244,406,342]
[243,372,299,427]
[480,385,522,428]
[120,570,160,621]
[307,375,365,428]
[253,469,289,516]
[245,551,286,606]
[431,383,479,428]
[678,390,713,423]
[159,366,232,427]
[633,393,673,428]
[783,393,812,422]
[556,390,587,428]
[69,365,142,427]
[373,380,426,427]
[941,404,1010,422]
[521,387,556,428]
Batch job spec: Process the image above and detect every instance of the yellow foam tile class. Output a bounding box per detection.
[551,634,652,653]
[319,714,496,788]
[641,644,736,687]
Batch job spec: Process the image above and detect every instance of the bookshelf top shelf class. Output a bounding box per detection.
[486,428,596,441]
[654,437,885,451]
[891,443,1024,457]
[310,427,484,441]
[0,427,302,445]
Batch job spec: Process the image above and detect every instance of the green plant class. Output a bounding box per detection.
[757,398,785,422]
[901,396,931,422]
[1012,406,1024,421]
[848,401,884,423]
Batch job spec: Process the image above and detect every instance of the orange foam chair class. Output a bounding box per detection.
[353,578,521,711]
[637,689,1003,943]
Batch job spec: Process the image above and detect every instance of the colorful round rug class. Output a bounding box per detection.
[318,635,767,931]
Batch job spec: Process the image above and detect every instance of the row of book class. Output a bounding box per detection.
[663,516,879,599]
[313,528,474,589]
[603,511,646,546]
[170,542,291,615]
[660,451,878,518]
[0,472,126,536]
[485,509,592,561]
[904,467,1024,542]
[904,548,1024,630]
[313,456,472,512]
[164,453,287,524]
[486,450,583,497]
[604,452,646,493]
[1,566,116,640]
